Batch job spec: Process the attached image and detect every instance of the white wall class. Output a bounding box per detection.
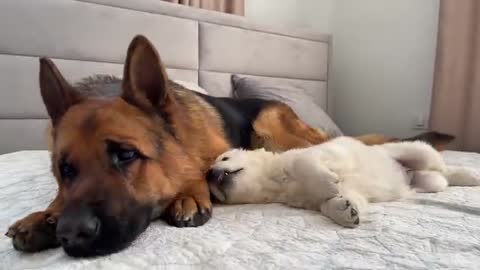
[245,0,440,138]
[245,0,334,33]
[330,0,440,137]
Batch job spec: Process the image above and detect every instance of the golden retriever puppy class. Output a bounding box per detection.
[207,137,480,227]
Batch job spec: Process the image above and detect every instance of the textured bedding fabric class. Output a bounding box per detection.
[0,150,480,269]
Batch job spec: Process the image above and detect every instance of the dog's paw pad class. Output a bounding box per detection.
[342,200,360,228]
[345,200,351,208]
[7,212,59,252]
[168,207,211,227]
[165,197,212,228]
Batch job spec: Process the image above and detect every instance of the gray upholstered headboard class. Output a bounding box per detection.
[0,0,331,154]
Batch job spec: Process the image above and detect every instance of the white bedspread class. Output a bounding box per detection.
[1,150,480,270]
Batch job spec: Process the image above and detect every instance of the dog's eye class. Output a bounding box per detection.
[221,157,229,161]
[114,149,139,164]
[107,140,142,167]
[59,161,77,179]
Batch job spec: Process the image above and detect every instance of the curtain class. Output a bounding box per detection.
[430,0,480,152]
[164,0,244,16]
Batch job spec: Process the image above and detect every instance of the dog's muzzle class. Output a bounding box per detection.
[56,204,101,257]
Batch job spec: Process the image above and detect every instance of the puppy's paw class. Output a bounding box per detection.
[325,170,340,184]
[319,176,340,200]
[301,165,340,200]
[6,211,60,252]
[321,196,360,228]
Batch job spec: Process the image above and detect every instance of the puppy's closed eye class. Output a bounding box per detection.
[221,157,229,161]
[225,168,244,176]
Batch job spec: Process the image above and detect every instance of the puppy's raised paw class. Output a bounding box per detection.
[320,196,360,228]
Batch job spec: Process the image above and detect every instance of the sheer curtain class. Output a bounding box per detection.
[163,0,244,15]
[430,0,480,151]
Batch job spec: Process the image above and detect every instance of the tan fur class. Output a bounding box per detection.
[354,134,396,146]
[252,103,329,152]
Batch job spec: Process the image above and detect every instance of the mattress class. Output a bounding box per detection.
[0,150,480,270]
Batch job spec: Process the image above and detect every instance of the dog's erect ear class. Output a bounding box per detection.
[39,58,83,125]
[122,35,173,111]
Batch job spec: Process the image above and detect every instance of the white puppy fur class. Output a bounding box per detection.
[208,137,480,228]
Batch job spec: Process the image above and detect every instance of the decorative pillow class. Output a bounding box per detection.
[231,75,343,137]
[74,76,209,96]
[173,80,208,95]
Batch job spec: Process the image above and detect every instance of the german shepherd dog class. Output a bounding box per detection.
[5,35,453,257]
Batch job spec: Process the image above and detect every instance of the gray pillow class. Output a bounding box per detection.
[231,75,343,137]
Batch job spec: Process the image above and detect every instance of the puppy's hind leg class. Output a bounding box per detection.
[444,166,480,186]
[410,171,448,193]
[383,142,480,188]
[381,141,445,171]
[409,166,480,192]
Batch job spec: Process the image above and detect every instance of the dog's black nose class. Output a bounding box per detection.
[206,168,224,183]
[56,205,100,254]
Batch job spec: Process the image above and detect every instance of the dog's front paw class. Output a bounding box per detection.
[164,196,212,227]
[6,211,60,252]
[321,196,360,228]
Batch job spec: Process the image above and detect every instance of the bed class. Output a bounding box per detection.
[1,151,480,269]
[1,1,480,269]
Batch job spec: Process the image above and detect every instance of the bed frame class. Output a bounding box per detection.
[0,0,331,153]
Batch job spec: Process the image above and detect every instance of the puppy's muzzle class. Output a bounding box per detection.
[206,168,226,201]
[206,168,243,202]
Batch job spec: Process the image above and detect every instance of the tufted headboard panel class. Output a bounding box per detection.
[0,0,331,153]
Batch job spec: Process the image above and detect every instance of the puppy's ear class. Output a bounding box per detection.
[39,58,83,125]
[122,35,174,114]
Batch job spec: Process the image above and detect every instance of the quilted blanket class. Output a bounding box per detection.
[0,150,480,270]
